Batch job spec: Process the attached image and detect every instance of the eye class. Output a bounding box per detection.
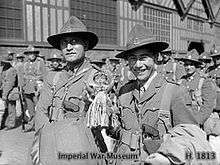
[139,56,148,61]
[128,56,136,62]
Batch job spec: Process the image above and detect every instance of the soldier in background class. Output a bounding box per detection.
[158,48,185,83]
[198,52,213,78]
[209,51,220,84]
[18,45,45,132]
[0,57,18,130]
[7,51,16,67]
[14,53,25,70]
[178,49,216,122]
[43,50,64,97]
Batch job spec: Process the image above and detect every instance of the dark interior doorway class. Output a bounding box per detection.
[188,41,204,55]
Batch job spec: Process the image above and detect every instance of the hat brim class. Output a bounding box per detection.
[47,58,63,61]
[210,53,220,57]
[24,51,40,55]
[47,31,98,50]
[180,58,202,66]
[116,41,169,59]
[198,58,212,63]
[1,60,12,65]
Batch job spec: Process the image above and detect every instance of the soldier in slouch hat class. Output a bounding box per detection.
[115,25,217,165]
[32,16,102,165]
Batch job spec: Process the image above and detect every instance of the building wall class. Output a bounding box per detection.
[0,0,219,60]
[118,0,216,52]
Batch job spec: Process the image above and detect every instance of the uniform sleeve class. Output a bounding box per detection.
[2,68,17,100]
[35,80,52,130]
[36,60,46,81]
[170,85,199,126]
[16,64,25,88]
[198,79,217,124]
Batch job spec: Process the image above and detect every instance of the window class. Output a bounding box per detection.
[25,0,69,43]
[144,7,171,43]
[70,0,117,45]
[187,18,204,32]
[0,0,23,40]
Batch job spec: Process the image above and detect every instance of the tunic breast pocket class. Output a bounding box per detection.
[63,96,85,112]
[184,93,192,106]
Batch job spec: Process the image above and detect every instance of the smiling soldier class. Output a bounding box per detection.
[114,25,217,165]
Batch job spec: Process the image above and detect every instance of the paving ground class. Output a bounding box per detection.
[0,126,34,165]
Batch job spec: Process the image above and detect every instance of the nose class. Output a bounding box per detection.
[135,60,142,68]
[67,43,73,51]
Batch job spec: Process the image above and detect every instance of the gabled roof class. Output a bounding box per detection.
[209,0,220,23]
[173,0,220,25]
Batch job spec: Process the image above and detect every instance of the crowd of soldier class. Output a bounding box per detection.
[0,15,220,165]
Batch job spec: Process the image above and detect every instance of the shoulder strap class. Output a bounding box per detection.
[172,62,177,80]
[52,72,61,87]
[54,66,91,95]
[23,62,28,74]
[198,77,205,90]
[158,83,174,135]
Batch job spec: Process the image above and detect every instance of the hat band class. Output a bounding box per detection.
[127,37,156,50]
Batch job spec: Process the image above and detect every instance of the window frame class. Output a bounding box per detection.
[0,0,25,44]
[24,0,70,46]
[143,4,172,43]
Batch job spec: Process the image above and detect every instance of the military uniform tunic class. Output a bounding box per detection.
[157,59,185,83]
[2,67,17,128]
[33,61,101,165]
[116,72,190,165]
[179,72,216,125]
[17,59,45,129]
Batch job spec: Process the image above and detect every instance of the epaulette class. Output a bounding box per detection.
[119,80,138,96]
[91,63,102,72]
[164,76,180,85]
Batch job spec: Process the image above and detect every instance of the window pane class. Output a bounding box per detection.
[64,0,69,7]
[35,5,41,41]
[27,4,33,41]
[64,10,69,23]
[57,9,63,32]
[42,0,48,4]
[0,0,23,40]
[144,7,170,42]
[42,7,48,41]
[50,0,55,5]
[70,0,117,45]
[50,8,56,35]
[57,0,63,6]
[25,0,69,44]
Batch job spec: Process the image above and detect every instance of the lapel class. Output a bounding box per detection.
[132,87,140,102]
[139,74,164,104]
[55,61,91,93]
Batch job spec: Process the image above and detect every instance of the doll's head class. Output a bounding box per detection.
[93,72,108,85]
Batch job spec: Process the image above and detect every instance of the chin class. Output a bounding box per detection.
[137,75,150,81]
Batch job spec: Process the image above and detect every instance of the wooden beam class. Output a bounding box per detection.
[173,0,185,17]
[181,0,195,20]
[201,0,215,21]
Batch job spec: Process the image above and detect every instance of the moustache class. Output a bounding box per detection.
[133,64,153,72]
[65,52,77,56]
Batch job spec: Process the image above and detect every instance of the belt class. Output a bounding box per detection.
[63,111,85,119]
[121,129,140,150]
